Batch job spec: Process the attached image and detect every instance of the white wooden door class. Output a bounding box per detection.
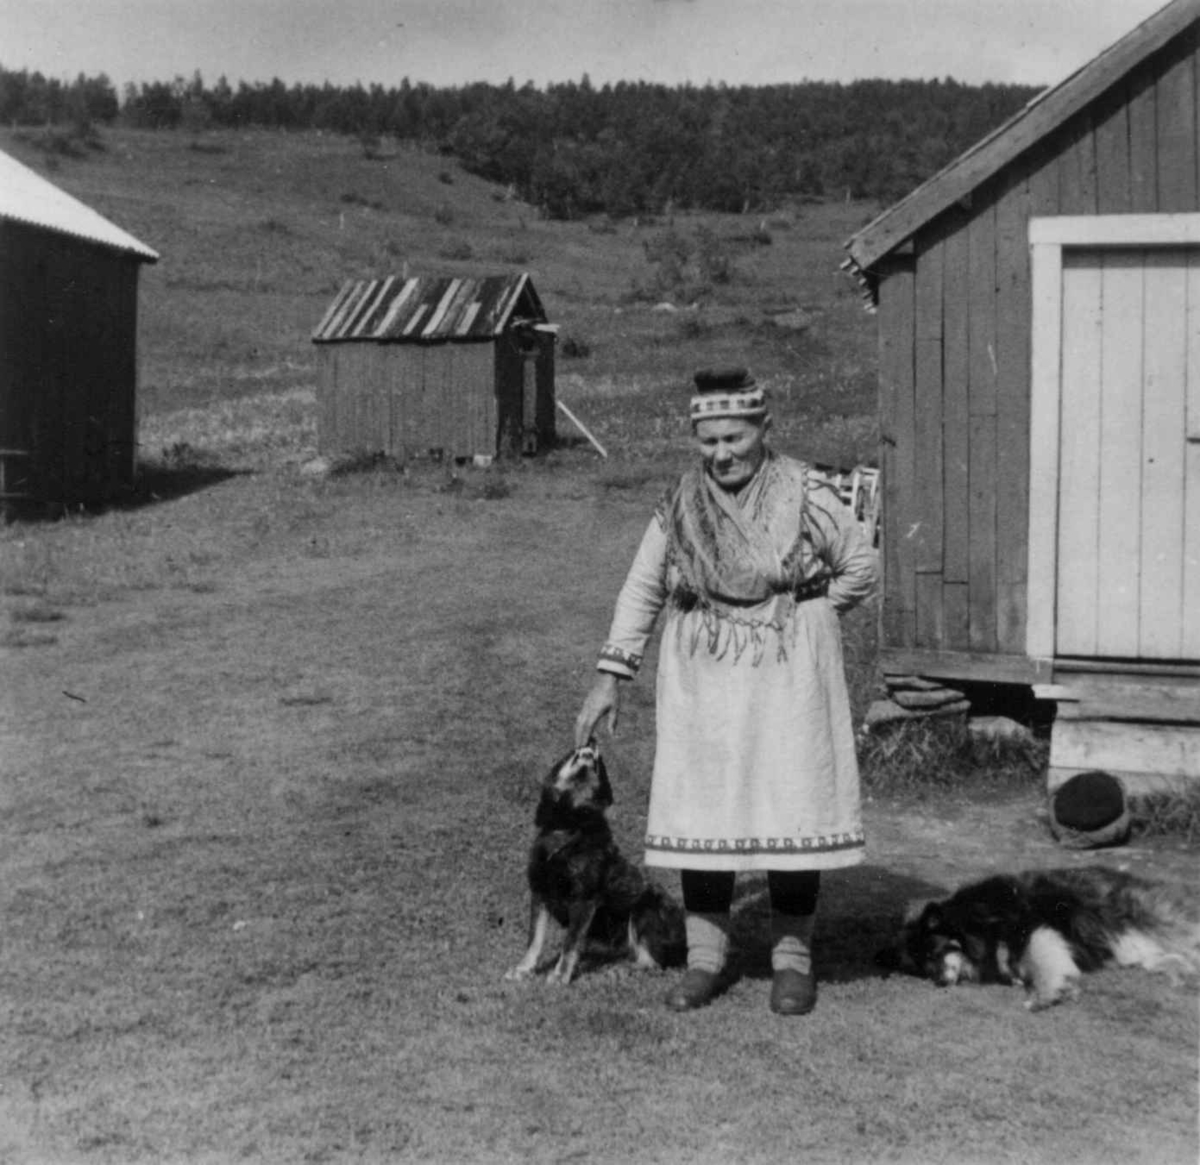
[1054,244,1200,660]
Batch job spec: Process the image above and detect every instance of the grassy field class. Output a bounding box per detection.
[0,126,1196,1164]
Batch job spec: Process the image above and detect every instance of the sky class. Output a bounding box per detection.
[4,0,1173,94]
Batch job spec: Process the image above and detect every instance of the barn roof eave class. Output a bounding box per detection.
[844,0,1200,274]
[0,149,160,263]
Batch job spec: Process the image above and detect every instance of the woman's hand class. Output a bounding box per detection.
[575,672,622,746]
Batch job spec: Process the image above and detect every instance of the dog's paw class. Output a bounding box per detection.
[504,965,535,982]
[1025,977,1081,1011]
[545,958,577,986]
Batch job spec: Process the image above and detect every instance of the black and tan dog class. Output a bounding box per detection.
[882,866,1200,1011]
[505,742,685,985]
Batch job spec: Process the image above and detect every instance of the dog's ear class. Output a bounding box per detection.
[595,755,613,808]
[919,903,944,930]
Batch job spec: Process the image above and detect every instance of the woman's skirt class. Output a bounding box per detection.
[644,596,864,872]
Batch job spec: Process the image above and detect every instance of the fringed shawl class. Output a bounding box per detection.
[659,451,826,664]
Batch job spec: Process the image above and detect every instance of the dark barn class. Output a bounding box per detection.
[0,148,159,512]
[845,0,1200,791]
[312,272,556,463]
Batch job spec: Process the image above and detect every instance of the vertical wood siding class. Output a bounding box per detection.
[879,29,1200,664]
[0,222,141,507]
[318,338,504,460]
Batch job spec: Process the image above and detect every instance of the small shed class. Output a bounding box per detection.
[844,0,1200,791]
[0,148,159,511]
[311,272,556,462]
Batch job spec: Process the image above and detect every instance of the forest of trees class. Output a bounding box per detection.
[0,65,1041,217]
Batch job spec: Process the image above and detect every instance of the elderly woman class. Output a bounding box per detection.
[575,367,876,1015]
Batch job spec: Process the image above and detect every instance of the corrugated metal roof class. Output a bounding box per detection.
[0,147,159,262]
[312,273,546,342]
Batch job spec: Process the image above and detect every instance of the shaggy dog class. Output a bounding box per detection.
[505,742,685,985]
[882,866,1200,1010]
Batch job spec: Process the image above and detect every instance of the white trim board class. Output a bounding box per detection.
[1030,213,1200,246]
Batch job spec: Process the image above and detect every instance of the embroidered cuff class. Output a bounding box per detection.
[598,644,641,678]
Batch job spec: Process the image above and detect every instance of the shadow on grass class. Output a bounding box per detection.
[118,459,249,510]
[4,461,248,523]
[728,864,948,985]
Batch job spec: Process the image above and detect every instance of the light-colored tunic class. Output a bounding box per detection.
[597,454,877,871]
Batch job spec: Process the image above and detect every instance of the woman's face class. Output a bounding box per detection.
[694,416,768,490]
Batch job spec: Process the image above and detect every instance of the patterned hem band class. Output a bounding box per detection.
[689,389,768,421]
[646,830,864,855]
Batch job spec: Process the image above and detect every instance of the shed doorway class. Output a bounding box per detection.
[1027,215,1200,667]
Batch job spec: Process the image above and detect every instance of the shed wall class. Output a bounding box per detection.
[317,340,498,460]
[878,27,1200,672]
[0,220,141,507]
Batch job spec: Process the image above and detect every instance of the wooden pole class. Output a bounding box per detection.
[555,399,608,459]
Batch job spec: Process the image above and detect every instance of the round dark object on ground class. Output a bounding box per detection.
[1050,770,1130,849]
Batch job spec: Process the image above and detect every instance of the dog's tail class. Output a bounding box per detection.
[1109,880,1200,983]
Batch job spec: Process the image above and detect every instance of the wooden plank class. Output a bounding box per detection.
[1185,249,1200,657]
[1026,145,1062,218]
[913,232,945,575]
[1054,657,1200,679]
[845,0,1198,271]
[1049,678,1200,723]
[942,582,970,649]
[1139,250,1188,658]
[877,267,917,648]
[1156,31,1199,212]
[1093,87,1132,214]
[1030,213,1200,245]
[941,221,970,585]
[390,347,413,458]
[1055,254,1104,655]
[1049,719,1200,779]
[914,571,944,649]
[878,646,1050,685]
[1026,238,1063,662]
[993,174,1031,654]
[1058,113,1098,216]
[967,205,998,418]
[967,413,997,652]
[1095,251,1146,657]
[1128,64,1160,212]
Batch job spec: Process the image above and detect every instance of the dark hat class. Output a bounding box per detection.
[1049,770,1131,849]
[693,366,756,393]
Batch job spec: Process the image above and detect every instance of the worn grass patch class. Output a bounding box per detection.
[859,716,1047,799]
[1130,785,1200,843]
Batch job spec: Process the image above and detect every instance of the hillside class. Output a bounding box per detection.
[1,124,882,470]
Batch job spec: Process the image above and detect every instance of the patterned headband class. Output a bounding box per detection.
[688,365,766,422]
[689,388,768,421]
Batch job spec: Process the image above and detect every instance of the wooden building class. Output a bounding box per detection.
[844,0,1200,790]
[0,148,159,511]
[312,273,556,462]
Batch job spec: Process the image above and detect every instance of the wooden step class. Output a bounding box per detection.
[1048,719,1200,796]
[1035,676,1200,724]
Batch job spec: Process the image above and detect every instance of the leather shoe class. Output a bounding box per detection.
[664,968,722,1012]
[770,968,816,1015]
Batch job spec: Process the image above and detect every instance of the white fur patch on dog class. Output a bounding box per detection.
[1020,926,1082,1010]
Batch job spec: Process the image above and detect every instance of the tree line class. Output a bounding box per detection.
[0,65,1041,215]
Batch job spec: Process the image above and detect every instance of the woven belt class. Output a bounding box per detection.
[793,576,829,602]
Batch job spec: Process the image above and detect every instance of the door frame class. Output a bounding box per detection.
[1026,213,1200,664]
